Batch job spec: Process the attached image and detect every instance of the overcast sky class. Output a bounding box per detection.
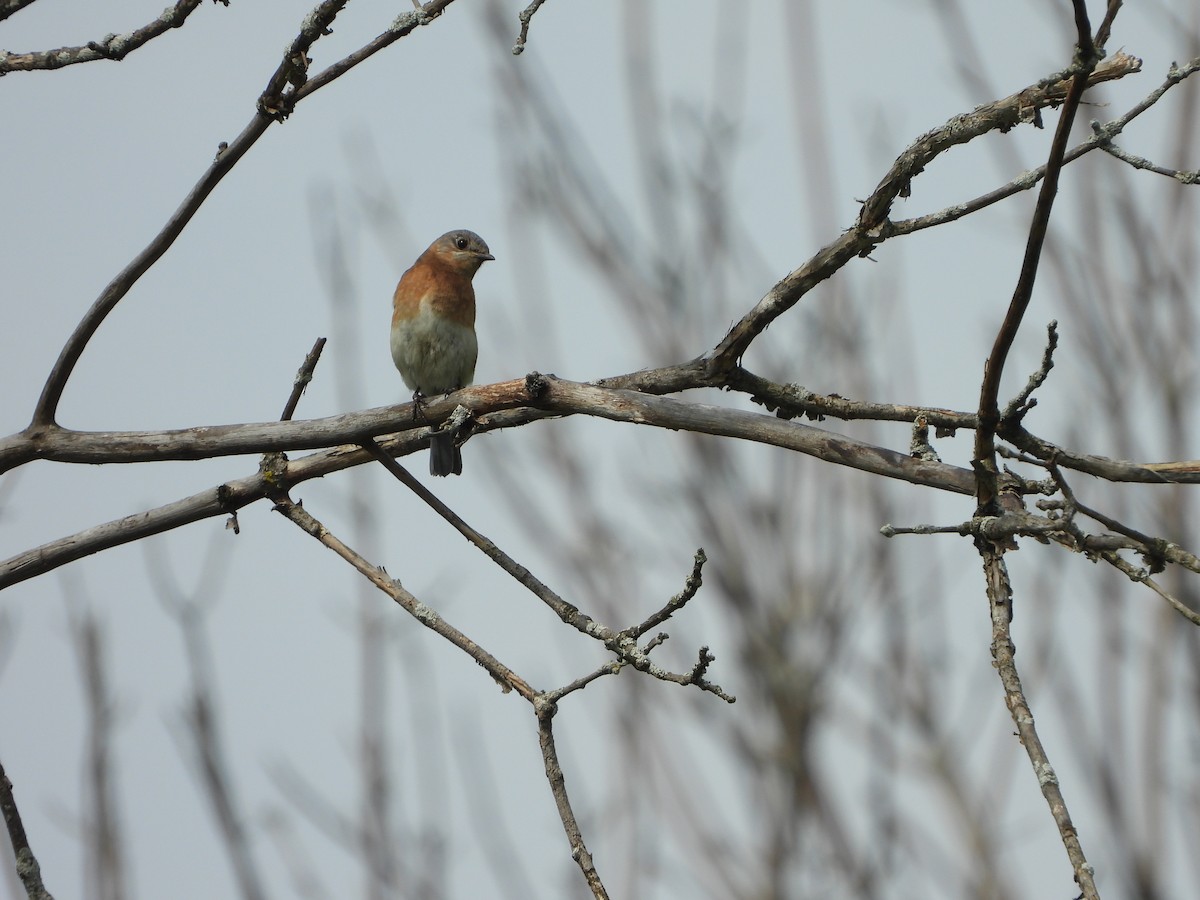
[2,3,1198,898]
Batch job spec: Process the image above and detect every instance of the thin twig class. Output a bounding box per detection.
[27,0,459,428]
[535,701,610,899]
[1102,552,1200,627]
[1093,0,1122,49]
[1002,321,1059,422]
[708,51,1140,374]
[627,549,706,638]
[1047,464,1200,575]
[981,546,1099,899]
[512,0,551,55]
[541,661,624,703]
[975,16,1099,509]
[0,0,208,75]
[359,438,734,700]
[280,338,327,422]
[359,438,598,633]
[1096,140,1200,184]
[0,758,54,900]
[273,496,536,700]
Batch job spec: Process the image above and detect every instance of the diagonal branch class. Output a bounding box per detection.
[0,0,37,25]
[0,0,209,74]
[27,0,460,429]
[829,54,1200,241]
[708,51,1140,374]
[977,9,1105,898]
[974,17,1099,507]
[981,546,1099,899]
[360,437,734,700]
[273,495,537,700]
[535,702,609,899]
[0,757,54,900]
[512,0,553,55]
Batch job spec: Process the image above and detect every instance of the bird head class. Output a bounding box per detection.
[430,229,494,275]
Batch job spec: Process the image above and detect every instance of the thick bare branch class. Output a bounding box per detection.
[12,365,1200,590]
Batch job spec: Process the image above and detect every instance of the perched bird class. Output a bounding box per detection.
[390,229,494,476]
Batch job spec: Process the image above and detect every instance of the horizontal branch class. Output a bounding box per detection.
[4,387,529,470]
[0,374,974,589]
[728,369,978,433]
[530,375,976,495]
[1003,424,1196,484]
[7,369,1197,589]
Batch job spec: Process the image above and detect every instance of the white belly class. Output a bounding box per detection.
[390,306,478,395]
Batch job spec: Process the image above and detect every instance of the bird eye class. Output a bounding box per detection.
[455,236,469,250]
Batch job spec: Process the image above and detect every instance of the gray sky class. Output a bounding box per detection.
[2,2,1197,898]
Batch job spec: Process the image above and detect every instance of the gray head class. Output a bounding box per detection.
[428,229,494,275]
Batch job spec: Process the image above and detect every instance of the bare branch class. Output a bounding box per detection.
[27,0,461,429]
[0,758,54,900]
[0,1,208,75]
[1102,552,1200,627]
[1002,320,1059,422]
[1093,0,1123,49]
[360,438,733,700]
[4,374,978,488]
[14,368,1200,590]
[257,0,350,120]
[273,494,537,699]
[974,16,1099,509]
[530,376,977,495]
[535,701,610,899]
[729,368,978,433]
[891,54,1197,237]
[981,547,1099,899]
[627,549,707,638]
[0,0,38,25]
[708,51,1140,374]
[280,338,328,422]
[512,0,552,55]
[1097,139,1200,183]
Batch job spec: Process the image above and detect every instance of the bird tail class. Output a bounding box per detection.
[429,431,463,477]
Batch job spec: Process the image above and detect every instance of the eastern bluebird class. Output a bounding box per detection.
[390,229,494,476]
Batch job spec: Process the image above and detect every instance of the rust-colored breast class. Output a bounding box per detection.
[392,252,477,329]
